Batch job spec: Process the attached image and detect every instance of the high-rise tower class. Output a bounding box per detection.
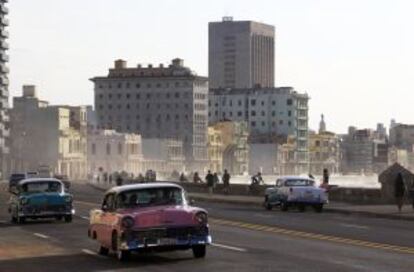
[0,0,9,174]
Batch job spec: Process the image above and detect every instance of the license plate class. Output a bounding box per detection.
[159,238,177,246]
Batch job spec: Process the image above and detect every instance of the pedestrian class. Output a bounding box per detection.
[205,170,215,194]
[394,173,405,212]
[409,182,414,210]
[193,172,202,184]
[116,175,123,186]
[323,168,329,184]
[213,172,219,187]
[222,169,231,195]
[179,173,187,183]
[249,172,263,194]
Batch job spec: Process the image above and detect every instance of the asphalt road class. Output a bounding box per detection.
[1,182,413,272]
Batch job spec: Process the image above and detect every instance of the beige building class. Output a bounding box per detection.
[10,86,87,179]
[207,126,223,173]
[91,58,208,172]
[210,121,249,175]
[141,139,185,177]
[87,129,142,175]
[308,131,341,175]
[209,17,275,89]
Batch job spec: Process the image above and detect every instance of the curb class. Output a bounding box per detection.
[86,182,414,222]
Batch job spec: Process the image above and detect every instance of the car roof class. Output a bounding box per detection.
[18,178,64,186]
[106,182,184,194]
[278,176,314,181]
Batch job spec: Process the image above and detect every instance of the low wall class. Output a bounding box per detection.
[177,182,385,205]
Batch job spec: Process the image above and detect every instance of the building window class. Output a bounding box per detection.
[215,111,218,116]
[261,111,265,116]
[108,94,112,99]
[118,143,123,155]
[175,92,180,98]
[251,121,256,127]
[98,94,103,99]
[126,82,130,88]
[251,111,256,116]
[175,82,180,87]
[166,93,170,99]
[288,110,292,117]
[106,143,111,155]
[126,93,130,99]
[229,100,233,106]
[279,120,284,125]
[108,105,113,109]
[147,83,152,88]
[251,99,256,106]
[238,100,242,106]
[146,93,151,99]
[287,99,293,105]
[126,104,130,109]
[238,111,242,117]
[272,101,276,106]
[91,143,96,155]
[117,83,122,89]
[117,93,122,99]
[229,112,233,117]
[262,121,265,127]
[288,121,292,126]
[136,83,141,89]
[261,101,265,106]
[136,94,140,99]
[272,111,276,117]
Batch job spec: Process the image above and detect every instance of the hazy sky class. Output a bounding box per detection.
[7,0,414,133]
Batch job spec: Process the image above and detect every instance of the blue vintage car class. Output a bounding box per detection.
[8,178,75,224]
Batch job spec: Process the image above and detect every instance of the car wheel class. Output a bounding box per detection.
[265,202,273,210]
[298,204,306,212]
[314,204,323,213]
[17,216,26,224]
[98,245,109,256]
[64,215,72,223]
[192,245,206,258]
[281,201,289,212]
[112,232,130,262]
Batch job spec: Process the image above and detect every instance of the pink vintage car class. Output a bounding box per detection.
[88,183,211,261]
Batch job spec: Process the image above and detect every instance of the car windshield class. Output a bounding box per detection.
[10,174,25,181]
[285,179,314,187]
[21,181,62,194]
[116,187,184,209]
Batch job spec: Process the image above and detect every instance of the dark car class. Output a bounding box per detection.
[9,173,27,191]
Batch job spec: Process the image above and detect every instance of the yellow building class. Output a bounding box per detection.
[207,127,223,173]
[308,131,340,175]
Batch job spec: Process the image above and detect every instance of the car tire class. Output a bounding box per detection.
[98,245,109,256]
[112,232,130,262]
[64,215,72,223]
[298,204,306,212]
[281,201,289,212]
[17,216,26,224]
[265,202,273,210]
[314,204,323,213]
[192,245,206,258]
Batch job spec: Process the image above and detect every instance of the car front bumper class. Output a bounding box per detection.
[120,235,212,251]
[18,207,75,217]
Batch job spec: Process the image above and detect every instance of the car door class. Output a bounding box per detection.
[100,193,118,247]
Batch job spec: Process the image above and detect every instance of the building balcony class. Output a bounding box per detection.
[0,52,8,61]
[0,40,8,50]
[0,75,8,85]
[0,4,8,14]
[0,16,8,26]
[0,27,8,38]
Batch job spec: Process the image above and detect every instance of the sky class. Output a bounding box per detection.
[7,0,414,134]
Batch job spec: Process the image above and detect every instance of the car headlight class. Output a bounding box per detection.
[20,197,29,206]
[121,216,135,229]
[195,212,208,225]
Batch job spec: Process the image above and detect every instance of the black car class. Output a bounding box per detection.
[8,173,27,191]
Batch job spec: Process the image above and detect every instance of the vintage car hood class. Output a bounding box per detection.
[20,192,66,205]
[121,205,204,228]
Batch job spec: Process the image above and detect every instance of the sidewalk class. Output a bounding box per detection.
[87,181,414,222]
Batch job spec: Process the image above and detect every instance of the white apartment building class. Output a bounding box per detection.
[209,87,309,172]
[87,130,142,175]
[91,58,209,172]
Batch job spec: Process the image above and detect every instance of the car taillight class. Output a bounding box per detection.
[121,216,135,229]
[195,212,208,225]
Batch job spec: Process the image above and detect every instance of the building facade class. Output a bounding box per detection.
[308,131,341,175]
[87,129,142,176]
[91,58,209,172]
[10,86,87,179]
[210,121,249,175]
[209,17,275,89]
[0,1,9,176]
[389,123,414,151]
[209,87,309,173]
[207,126,223,173]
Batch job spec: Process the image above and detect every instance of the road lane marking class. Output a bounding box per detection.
[340,223,370,230]
[211,243,247,252]
[82,249,98,256]
[80,216,90,220]
[210,218,414,255]
[254,213,273,218]
[33,233,49,239]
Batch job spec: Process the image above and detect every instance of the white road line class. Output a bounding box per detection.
[211,243,247,252]
[80,216,90,220]
[340,223,370,230]
[33,233,49,239]
[82,249,98,256]
[253,213,273,218]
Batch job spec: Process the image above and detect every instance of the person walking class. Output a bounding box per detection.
[394,173,405,212]
[213,173,219,188]
[205,170,215,194]
[222,169,231,195]
[116,175,123,186]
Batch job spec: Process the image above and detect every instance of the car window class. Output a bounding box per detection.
[285,179,314,187]
[116,187,184,209]
[275,179,283,187]
[20,181,62,194]
[103,193,115,211]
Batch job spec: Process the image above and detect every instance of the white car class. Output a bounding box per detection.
[264,176,328,212]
